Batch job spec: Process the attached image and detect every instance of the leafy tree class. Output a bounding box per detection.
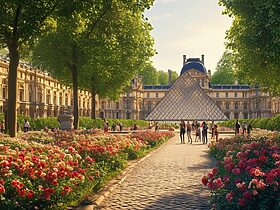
[219,0,280,94]
[211,50,236,84]
[81,1,155,119]
[138,63,158,85]
[169,70,179,84]
[157,70,168,85]
[0,0,82,136]
[33,0,155,122]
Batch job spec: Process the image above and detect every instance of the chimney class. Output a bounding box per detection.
[168,69,172,85]
[208,69,211,80]
[201,54,205,64]
[183,55,186,66]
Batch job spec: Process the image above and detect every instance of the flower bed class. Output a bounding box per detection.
[202,135,280,210]
[0,130,174,209]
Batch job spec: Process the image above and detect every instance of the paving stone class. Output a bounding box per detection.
[99,134,215,209]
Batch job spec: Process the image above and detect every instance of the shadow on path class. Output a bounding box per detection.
[143,191,211,210]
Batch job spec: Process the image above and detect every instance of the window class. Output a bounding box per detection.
[243,102,248,109]
[29,92,33,102]
[201,79,205,87]
[2,87,6,99]
[101,101,105,109]
[59,93,63,105]
[234,93,238,98]
[19,89,24,101]
[116,102,119,109]
[216,101,221,108]
[116,112,119,119]
[147,102,152,110]
[147,93,150,98]
[226,102,230,110]
[53,92,57,105]
[216,93,219,98]
[126,112,131,119]
[156,93,159,98]
[125,100,131,109]
[65,94,68,106]
[234,102,238,110]
[256,101,260,109]
[244,112,248,119]
[234,113,239,119]
[242,92,247,98]
[46,90,51,104]
[225,93,229,98]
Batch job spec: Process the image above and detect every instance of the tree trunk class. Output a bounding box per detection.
[71,66,79,129]
[91,86,96,119]
[71,43,79,129]
[7,41,20,137]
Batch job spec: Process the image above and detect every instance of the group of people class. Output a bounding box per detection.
[235,119,252,136]
[179,120,218,144]
[0,119,30,133]
[103,119,123,133]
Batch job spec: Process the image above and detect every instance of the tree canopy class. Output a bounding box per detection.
[138,64,178,86]
[0,0,83,136]
[32,0,155,122]
[211,50,236,85]
[219,0,280,94]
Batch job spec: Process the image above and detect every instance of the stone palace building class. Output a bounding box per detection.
[0,55,279,120]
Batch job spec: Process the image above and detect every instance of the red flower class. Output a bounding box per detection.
[238,198,245,206]
[202,176,208,186]
[27,190,34,199]
[0,184,5,194]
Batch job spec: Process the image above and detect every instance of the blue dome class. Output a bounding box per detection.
[180,60,206,75]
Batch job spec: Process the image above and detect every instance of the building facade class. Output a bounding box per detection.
[0,55,279,120]
[0,58,92,118]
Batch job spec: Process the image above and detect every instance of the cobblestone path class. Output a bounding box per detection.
[98,134,215,210]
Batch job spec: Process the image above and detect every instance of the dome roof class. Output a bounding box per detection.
[180,59,206,75]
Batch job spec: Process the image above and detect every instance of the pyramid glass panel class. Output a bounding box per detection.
[146,72,227,121]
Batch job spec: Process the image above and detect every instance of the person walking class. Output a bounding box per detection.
[186,121,192,144]
[214,124,219,142]
[0,120,5,133]
[242,122,247,135]
[211,121,215,140]
[23,119,30,132]
[195,122,201,142]
[247,123,252,136]
[179,120,186,144]
[202,122,208,144]
[235,119,240,135]
[103,119,109,133]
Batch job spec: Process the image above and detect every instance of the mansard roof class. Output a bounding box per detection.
[146,72,227,121]
[143,85,171,90]
[211,84,250,90]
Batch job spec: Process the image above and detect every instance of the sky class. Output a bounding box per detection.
[145,0,233,74]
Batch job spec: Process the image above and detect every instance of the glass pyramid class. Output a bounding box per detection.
[146,72,227,121]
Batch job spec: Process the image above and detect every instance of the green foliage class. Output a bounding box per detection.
[79,117,149,129]
[138,64,178,86]
[211,50,236,84]
[138,63,158,85]
[219,114,280,131]
[219,0,280,94]
[157,70,168,85]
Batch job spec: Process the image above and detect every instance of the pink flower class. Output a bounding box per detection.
[232,168,240,175]
[226,192,234,202]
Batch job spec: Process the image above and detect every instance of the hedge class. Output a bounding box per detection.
[218,114,280,131]
[0,113,149,131]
